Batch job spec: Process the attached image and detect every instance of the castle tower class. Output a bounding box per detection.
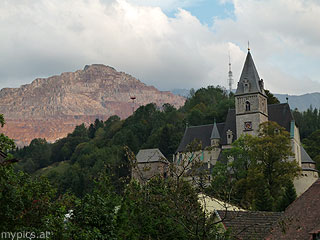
[235,49,268,138]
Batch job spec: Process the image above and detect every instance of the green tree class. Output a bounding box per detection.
[0,114,15,153]
[302,129,320,171]
[211,121,301,210]
[253,178,274,211]
[265,89,280,104]
[277,180,297,211]
[66,174,120,239]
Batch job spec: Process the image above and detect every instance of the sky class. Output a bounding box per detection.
[1,0,320,95]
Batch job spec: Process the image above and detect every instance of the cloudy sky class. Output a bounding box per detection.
[1,0,320,94]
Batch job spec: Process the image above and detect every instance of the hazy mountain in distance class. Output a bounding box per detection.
[274,93,320,111]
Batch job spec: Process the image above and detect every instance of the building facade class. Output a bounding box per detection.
[175,50,318,195]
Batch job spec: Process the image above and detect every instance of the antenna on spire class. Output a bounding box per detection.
[228,51,234,96]
[248,41,250,51]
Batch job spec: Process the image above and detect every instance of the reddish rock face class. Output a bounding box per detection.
[0,64,185,146]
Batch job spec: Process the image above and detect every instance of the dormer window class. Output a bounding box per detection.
[245,101,251,111]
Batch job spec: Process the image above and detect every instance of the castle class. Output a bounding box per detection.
[175,49,318,195]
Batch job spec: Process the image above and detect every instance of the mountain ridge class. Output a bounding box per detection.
[0,64,185,146]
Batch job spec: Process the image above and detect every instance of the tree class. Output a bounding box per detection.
[66,174,120,240]
[253,178,274,211]
[211,121,301,210]
[265,89,280,105]
[126,146,230,240]
[0,114,15,153]
[302,129,320,171]
[277,180,297,211]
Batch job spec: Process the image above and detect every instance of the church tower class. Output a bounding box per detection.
[235,49,268,138]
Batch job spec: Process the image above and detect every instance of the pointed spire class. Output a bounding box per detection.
[235,50,266,96]
[210,119,220,139]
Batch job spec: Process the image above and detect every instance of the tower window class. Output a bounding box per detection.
[245,101,251,111]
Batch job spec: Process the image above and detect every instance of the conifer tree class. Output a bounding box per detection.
[278,180,297,211]
[254,182,274,211]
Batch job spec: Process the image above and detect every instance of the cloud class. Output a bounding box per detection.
[0,0,319,95]
[0,0,238,91]
[213,0,320,94]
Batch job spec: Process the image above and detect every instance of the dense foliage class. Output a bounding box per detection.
[209,122,300,211]
[1,113,229,239]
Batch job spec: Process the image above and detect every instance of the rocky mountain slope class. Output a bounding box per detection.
[0,64,185,146]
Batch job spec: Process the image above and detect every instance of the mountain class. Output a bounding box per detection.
[0,64,185,146]
[274,93,320,111]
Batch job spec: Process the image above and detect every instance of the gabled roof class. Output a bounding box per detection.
[136,148,166,163]
[267,180,320,239]
[268,103,294,132]
[235,51,266,96]
[300,146,315,164]
[217,210,282,240]
[176,123,225,152]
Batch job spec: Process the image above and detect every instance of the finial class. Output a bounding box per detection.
[248,41,250,51]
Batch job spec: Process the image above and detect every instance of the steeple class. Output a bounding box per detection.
[234,49,268,139]
[210,120,220,139]
[235,50,266,96]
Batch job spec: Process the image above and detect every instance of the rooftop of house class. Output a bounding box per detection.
[136,148,167,163]
[217,210,282,240]
[301,146,315,164]
[266,179,320,239]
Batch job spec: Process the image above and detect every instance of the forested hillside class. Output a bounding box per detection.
[14,86,235,196]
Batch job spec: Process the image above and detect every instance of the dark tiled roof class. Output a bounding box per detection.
[221,109,236,145]
[268,103,293,132]
[177,103,294,152]
[235,51,266,96]
[217,210,282,240]
[301,146,315,164]
[176,123,224,152]
[267,179,320,240]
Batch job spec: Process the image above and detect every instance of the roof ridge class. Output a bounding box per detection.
[188,122,225,129]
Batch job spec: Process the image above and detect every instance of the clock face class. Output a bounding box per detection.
[244,122,252,131]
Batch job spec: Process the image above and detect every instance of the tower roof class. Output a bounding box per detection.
[210,121,221,139]
[235,51,266,96]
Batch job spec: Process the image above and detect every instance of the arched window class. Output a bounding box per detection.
[245,101,251,111]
